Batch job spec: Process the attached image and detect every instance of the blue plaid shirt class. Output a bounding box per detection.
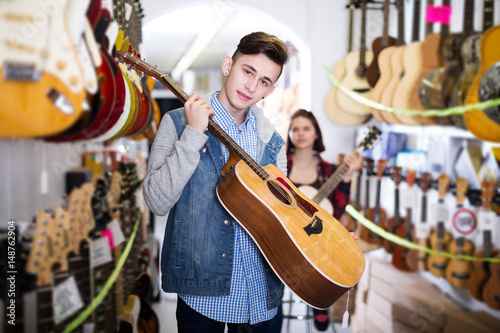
[180,92,277,324]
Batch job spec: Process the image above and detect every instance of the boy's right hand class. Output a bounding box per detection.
[185,93,215,133]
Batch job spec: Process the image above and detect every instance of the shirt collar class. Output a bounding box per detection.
[211,91,254,127]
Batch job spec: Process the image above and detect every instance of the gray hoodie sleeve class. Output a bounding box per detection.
[143,114,208,216]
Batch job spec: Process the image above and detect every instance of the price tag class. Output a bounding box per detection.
[52,276,83,324]
[402,188,416,208]
[107,219,125,247]
[433,202,448,224]
[90,237,113,268]
[478,210,497,232]
[415,223,431,239]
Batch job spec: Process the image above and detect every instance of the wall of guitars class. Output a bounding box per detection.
[0,0,162,332]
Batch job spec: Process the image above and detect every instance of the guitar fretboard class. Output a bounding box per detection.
[312,163,349,203]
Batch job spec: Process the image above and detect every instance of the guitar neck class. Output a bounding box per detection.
[396,0,405,46]
[421,193,427,224]
[412,0,422,41]
[424,0,435,37]
[405,207,412,237]
[381,0,390,46]
[313,162,349,203]
[483,0,495,32]
[484,230,493,258]
[347,2,355,53]
[374,179,382,213]
[359,0,367,67]
[157,72,268,179]
[393,187,400,222]
[364,175,370,217]
[354,172,362,210]
[463,0,475,35]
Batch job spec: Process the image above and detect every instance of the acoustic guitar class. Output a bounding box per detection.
[335,0,373,117]
[392,169,418,271]
[362,159,388,246]
[390,0,425,125]
[463,24,500,142]
[483,253,500,310]
[470,180,499,301]
[414,172,433,271]
[298,127,381,218]
[419,0,475,125]
[116,51,366,309]
[427,173,453,278]
[365,0,396,88]
[325,0,371,126]
[374,0,406,123]
[339,162,364,234]
[396,0,441,125]
[446,178,476,288]
[449,0,495,129]
[0,0,87,137]
[383,166,402,254]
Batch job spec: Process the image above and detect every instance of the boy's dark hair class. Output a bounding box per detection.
[286,109,326,154]
[232,32,289,78]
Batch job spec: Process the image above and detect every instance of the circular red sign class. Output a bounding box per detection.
[452,208,477,235]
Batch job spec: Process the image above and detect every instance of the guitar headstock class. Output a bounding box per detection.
[26,210,56,286]
[480,180,496,210]
[338,153,345,165]
[52,206,73,272]
[376,159,387,179]
[357,126,382,152]
[406,169,416,188]
[420,172,432,194]
[437,173,450,199]
[455,178,469,205]
[364,158,374,176]
[392,166,403,186]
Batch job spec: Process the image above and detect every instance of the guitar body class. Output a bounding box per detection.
[325,58,370,125]
[362,208,387,246]
[123,294,141,333]
[464,25,500,142]
[449,33,481,128]
[377,45,405,123]
[427,231,453,277]
[391,223,416,272]
[370,47,394,121]
[366,36,397,87]
[445,238,475,288]
[216,161,365,309]
[336,51,373,116]
[0,0,87,138]
[391,41,423,124]
[482,255,500,310]
[469,249,500,300]
[298,185,334,215]
[382,216,398,253]
[402,34,441,125]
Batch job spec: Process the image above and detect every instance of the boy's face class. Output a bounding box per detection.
[218,53,281,115]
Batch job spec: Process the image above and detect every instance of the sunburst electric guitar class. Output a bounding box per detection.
[116,51,366,310]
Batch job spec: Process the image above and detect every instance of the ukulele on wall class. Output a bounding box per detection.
[446,178,475,288]
[469,180,499,301]
[325,0,371,126]
[362,159,388,246]
[392,169,418,272]
[365,0,396,88]
[383,166,402,254]
[427,173,453,278]
[414,172,433,271]
[335,0,373,117]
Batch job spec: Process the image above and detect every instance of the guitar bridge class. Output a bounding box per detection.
[304,216,323,236]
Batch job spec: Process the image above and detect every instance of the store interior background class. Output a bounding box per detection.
[1,0,500,328]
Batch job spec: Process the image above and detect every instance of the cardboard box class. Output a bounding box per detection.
[394,282,463,327]
[367,290,441,333]
[444,310,500,333]
[366,303,419,333]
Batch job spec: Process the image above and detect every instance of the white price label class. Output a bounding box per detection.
[478,210,497,232]
[107,219,125,247]
[90,237,113,268]
[52,276,83,324]
[402,188,416,208]
[433,202,448,224]
[415,223,431,239]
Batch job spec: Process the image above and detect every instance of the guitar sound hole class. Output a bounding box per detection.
[479,63,500,124]
[267,181,292,205]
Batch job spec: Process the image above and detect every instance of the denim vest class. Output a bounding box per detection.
[161,108,285,309]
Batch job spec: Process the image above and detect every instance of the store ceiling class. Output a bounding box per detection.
[139,1,292,74]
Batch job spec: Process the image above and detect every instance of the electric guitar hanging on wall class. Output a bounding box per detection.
[362,159,388,246]
[383,166,402,254]
[115,51,366,310]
